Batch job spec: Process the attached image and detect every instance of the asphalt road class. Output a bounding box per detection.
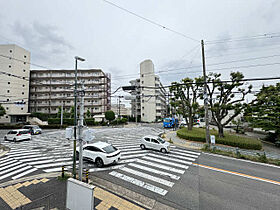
[1,125,279,209]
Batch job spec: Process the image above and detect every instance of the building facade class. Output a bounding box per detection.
[130,60,167,122]
[0,44,31,123]
[111,104,131,117]
[29,69,111,117]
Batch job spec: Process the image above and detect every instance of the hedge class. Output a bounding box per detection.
[177,127,262,150]
[0,124,24,129]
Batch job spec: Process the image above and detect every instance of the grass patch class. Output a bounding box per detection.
[202,145,280,166]
[57,173,71,181]
[177,127,262,150]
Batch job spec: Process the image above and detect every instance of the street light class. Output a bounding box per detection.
[73,56,85,179]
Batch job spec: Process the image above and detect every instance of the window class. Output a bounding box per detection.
[21,108,23,110]
[151,139,159,144]
[22,92,24,95]
[9,50,12,53]
[23,69,26,72]
[142,81,144,84]
[141,74,144,77]
[9,65,11,68]
[103,145,117,153]
[142,107,144,110]
[8,82,10,84]
[22,85,25,87]
[23,77,25,79]
[6,107,9,110]
[24,55,26,58]
[7,90,9,93]
[5,116,8,118]
[144,137,150,142]
[7,99,9,101]
[24,62,26,64]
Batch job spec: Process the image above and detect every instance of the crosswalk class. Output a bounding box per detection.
[103,128,201,196]
[0,131,77,181]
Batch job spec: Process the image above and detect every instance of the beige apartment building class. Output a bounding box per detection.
[130,60,167,122]
[29,69,111,117]
[0,44,31,123]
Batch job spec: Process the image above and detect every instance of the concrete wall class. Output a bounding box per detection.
[0,44,30,123]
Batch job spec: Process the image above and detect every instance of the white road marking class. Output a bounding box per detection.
[43,167,69,173]
[0,159,17,168]
[120,167,174,187]
[109,171,168,196]
[170,151,199,159]
[0,156,11,162]
[119,159,139,164]
[136,159,185,174]
[89,164,125,172]
[121,150,148,155]
[29,160,55,165]
[128,163,180,180]
[14,154,43,159]
[120,154,147,159]
[19,157,50,163]
[164,153,196,162]
[0,162,21,171]
[142,156,189,169]
[0,166,32,180]
[12,168,38,180]
[148,153,193,165]
[172,148,200,156]
[8,152,40,158]
[35,161,77,169]
[0,164,27,175]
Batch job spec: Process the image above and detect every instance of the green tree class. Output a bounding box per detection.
[57,106,62,118]
[206,72,252,137]
[86,109,91,118]
[105,110,115,122]
[169,77,204,130]
[245,83,280,141]
[0,104,6,117]
[70,106,75,118]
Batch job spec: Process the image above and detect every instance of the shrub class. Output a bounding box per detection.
[0,124,23,129]
[177,127,262,150]
[48,118,74,125]
[40,124,67,129]
[31,112,56,121]
[85,118,95,126]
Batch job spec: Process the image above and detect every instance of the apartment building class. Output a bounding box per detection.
[29,69,111,117]
[111,104,131,117]
[0,44,31,123]
[130,60,167,122]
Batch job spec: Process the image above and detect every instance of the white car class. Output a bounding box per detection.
[22,125,42,135]
[140,135,170,153]
[4,129,32,142]
[76,141,121,167]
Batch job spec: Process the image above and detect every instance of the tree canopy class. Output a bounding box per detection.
[169,77,204,130]
[0,104,6,117]
[245,83,280,139]
[207,71,252,137]
[105,110,115,122]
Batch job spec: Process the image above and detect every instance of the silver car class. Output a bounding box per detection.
[140,135,170,153]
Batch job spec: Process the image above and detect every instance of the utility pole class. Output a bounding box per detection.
[201,40,210,145]
[73,56,85,179]
[78,82,85,181]
[60,103,63,127]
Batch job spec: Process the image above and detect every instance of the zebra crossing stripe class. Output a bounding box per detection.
[170,151,199,159]
[120,154,146,160]
[121,150,148,155]
[165,153,196,162]
[0,166,32,180]
[128,163,180,180]
[0,162,21,171]
[172,148,200,156]
[109,171,168,196]
[0,159,17,167]
[115,145,139,149]
[0,156,11,162]
[35,161,76,169]
[120,167,174,187]
[43,167,69,173]
[0,164,27,175]
[119,159,139,164]
[29,159,55,165]
[9,152,40,158]
[14,154,43,160]
[118,147,141,152]
[12,168,38,180]
[142,156,189,170]
[148,153,193,165]
[19,157,50,163]
[136,159,185,174]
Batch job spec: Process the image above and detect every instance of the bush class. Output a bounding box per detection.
[31,112,56,121]
[48,118,74,125]
[177,127,262,150]
[264,132,278,143]
[85,118,95,126]
[40,124,67,129]
[0,124,23,129]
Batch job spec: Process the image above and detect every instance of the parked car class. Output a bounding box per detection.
[22,125,42,135]
[4,129,31,142]
[76,141,121,167]
[140,135,170,153]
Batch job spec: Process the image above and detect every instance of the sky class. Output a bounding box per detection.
[0,0,280,105]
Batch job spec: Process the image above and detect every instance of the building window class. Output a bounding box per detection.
[23,69,26,72]
[7,90,9,93]
[22,85,25,87]
[8,82,10,84]
[24,62,26,64]
[142,81,144,84]
[6,116,8,118]
[6,107,9,110]
[22,92,24,95]
[9,65,11,68]
[24,55,27,58]
[7,99,9,101]
[21,108,23,110]
[142,107,144,110]
[142,113,144,116]
[9,50,12,53]
[141,74,144,77]
[23,77,25,79]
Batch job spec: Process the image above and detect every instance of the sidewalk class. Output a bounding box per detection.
[0,175,146,210]
[165,130,280,160]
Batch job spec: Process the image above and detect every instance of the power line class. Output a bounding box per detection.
[101,0,199,42]
[205,32,280,44]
